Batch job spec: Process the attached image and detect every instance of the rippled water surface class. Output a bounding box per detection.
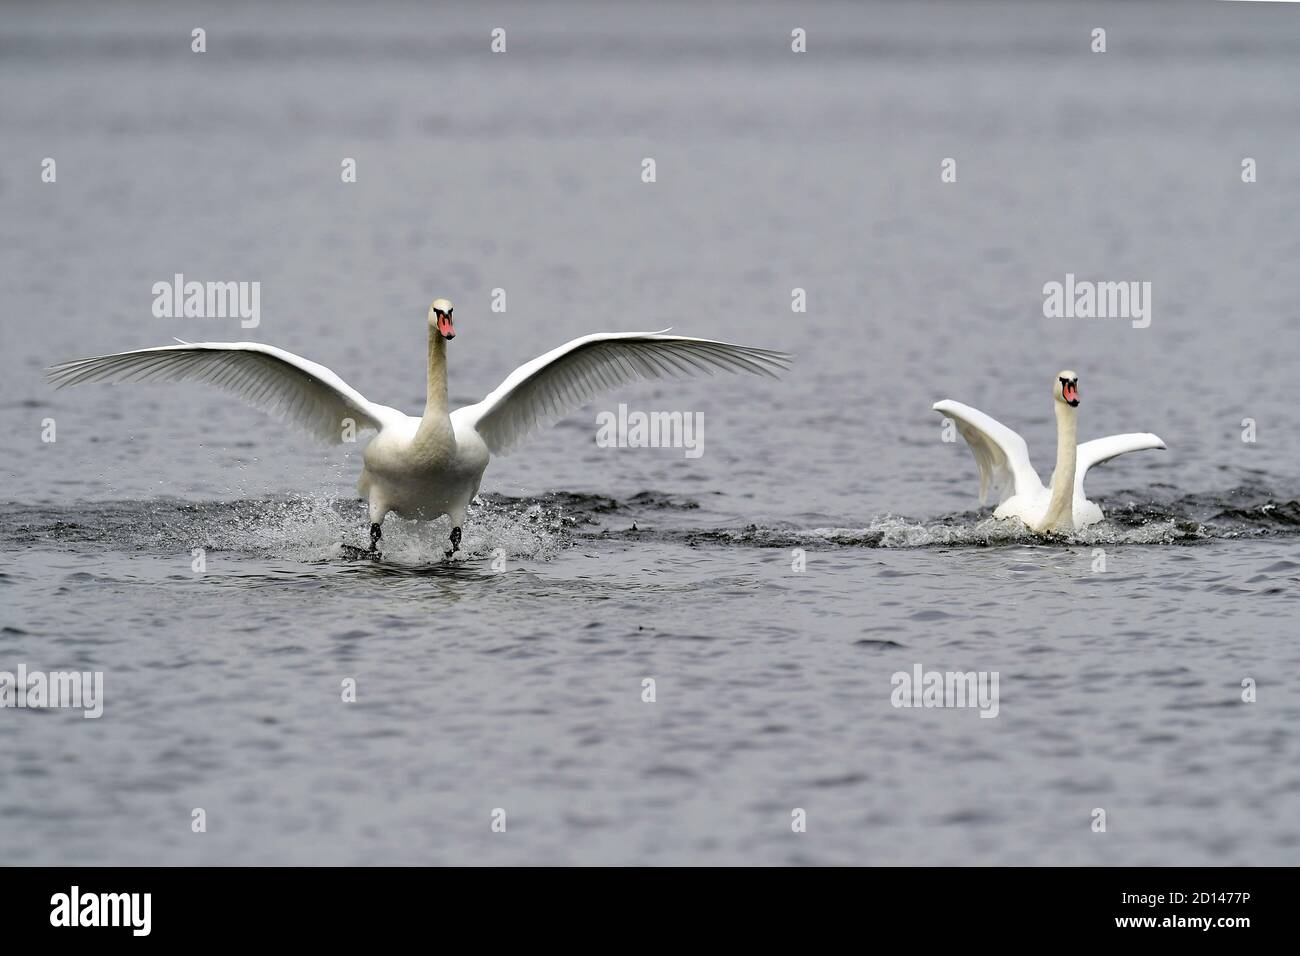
[2,0,1299,865]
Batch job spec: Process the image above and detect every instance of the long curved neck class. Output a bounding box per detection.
[419,326,450,426]
[1039,402,1078,532]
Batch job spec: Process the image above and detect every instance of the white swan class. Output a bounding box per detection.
[933,371,1166,533]
[46,299,791,556]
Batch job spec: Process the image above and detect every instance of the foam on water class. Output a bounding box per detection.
[592,484,1300,549]
[4,485,1295,562]
[1,494,579,564]
[612,513,1197,549]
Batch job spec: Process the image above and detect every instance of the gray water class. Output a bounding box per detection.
[2,0,1299,865]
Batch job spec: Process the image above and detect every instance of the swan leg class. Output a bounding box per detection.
[445,526,462,559]
[364,494,389,557]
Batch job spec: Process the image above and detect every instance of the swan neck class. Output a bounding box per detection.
[424,327,449,419]
[1041,402,1078,530]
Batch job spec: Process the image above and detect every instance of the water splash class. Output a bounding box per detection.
[641,513,1201,550]
[2,485,1295,560]
[590,484,1300,549]
[1,493,579,564]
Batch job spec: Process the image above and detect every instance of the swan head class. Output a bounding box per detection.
[1054,370,1079,408]
[428,299,456,340]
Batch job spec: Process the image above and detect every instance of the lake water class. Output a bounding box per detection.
[1,0,1298,865]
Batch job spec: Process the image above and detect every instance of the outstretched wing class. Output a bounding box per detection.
[45,341,402,444]
[1074,433,1166,500]
[933,399,1041,506]
[452,330,791,456]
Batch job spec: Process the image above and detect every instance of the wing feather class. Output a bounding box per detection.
[932,399,1041,506]
[453,330,791,456]
[1074,433,1166,499]
[45,342,400,444]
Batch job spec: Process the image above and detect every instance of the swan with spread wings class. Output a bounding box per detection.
[47,299,791,557]
[933,371,1166,534]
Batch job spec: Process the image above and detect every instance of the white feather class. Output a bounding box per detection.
[45,342,400,445]
[1074,433,1166,501]
[933,395,1165,531]
[46,324,790,539]
[931,399,1040,506]
[453,330,791,456]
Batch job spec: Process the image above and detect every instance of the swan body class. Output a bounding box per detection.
[934,371,1165,533]
[46,300,790,556]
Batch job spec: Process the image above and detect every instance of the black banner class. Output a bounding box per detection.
[0,867,1282,941]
